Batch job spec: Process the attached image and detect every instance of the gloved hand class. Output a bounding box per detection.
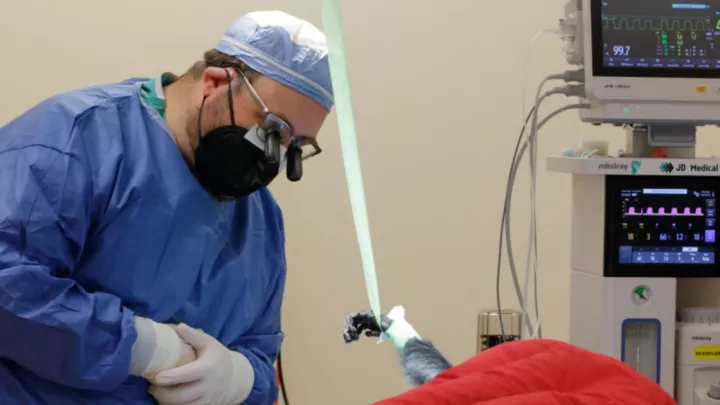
[129,316,197,381]
[343,309,394,343]
[148,324,255,405]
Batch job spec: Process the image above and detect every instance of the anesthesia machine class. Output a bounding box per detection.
[543,0,720,403]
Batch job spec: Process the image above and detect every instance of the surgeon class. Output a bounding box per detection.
[0,10,332,405]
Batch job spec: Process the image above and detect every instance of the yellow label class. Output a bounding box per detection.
[694,345,720,360]
[697,86,708,93]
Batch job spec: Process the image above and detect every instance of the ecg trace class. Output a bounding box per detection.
[626,207,704,216]
[603,17,713,31]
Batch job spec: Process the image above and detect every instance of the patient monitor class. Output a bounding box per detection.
[577,0,720,125]
[547,0,720,404]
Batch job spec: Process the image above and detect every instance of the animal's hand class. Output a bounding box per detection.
[343,310,393,343]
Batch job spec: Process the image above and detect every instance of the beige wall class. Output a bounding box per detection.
[3,1,720,404]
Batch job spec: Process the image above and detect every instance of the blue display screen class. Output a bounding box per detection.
[618,187,717,264]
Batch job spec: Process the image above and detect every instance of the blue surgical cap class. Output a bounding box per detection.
[216,10,334,112]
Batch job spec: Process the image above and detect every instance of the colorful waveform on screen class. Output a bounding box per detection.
[626,207,704,216]
[602,17,714,32]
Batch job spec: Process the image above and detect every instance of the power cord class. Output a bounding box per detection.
[515,70,586,340]
[496,100,589,339]
[498,81,573,339]
[497,101,589,339]
[522,81,586,339]
[278,351,289,405]
[523,81,558,339]
[495,107,535,341]
[523,71,584,321]
[496,74,587,340]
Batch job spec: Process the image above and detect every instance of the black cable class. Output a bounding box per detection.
[496,107,535,341]
[277,350,289,405]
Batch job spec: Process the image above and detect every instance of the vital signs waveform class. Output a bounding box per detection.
[603,17,713,31]
[626,206,704,216]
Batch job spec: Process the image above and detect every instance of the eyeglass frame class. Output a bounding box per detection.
[231,68,323,161]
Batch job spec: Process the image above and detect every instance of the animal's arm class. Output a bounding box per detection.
[400,338,453,387]
[342,307,453,386]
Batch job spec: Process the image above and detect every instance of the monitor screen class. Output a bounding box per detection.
[605,176,720,277]
[591,0,720,77]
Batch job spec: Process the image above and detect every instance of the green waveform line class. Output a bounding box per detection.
[603,17,712,31]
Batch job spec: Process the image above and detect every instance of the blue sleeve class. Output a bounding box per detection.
[228,206,287,405]
[0,130,137,390]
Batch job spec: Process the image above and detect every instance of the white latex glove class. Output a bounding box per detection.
[129,317,197,381]
[149,323,255,405]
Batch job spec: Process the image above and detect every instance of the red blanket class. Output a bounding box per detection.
[373,339,676,405]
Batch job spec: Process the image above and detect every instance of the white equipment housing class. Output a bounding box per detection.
[549,153,720,404]
[550,0,720,402]
[548,0,720,405]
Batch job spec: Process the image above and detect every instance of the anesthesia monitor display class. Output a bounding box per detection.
[617,187,716,265]
[594,0,720,76]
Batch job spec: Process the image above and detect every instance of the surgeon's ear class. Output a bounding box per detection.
[201,67,233,97]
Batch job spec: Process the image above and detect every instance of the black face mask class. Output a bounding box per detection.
[193,72,280,202]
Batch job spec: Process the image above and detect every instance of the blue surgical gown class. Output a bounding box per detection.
[0,79,286,405]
